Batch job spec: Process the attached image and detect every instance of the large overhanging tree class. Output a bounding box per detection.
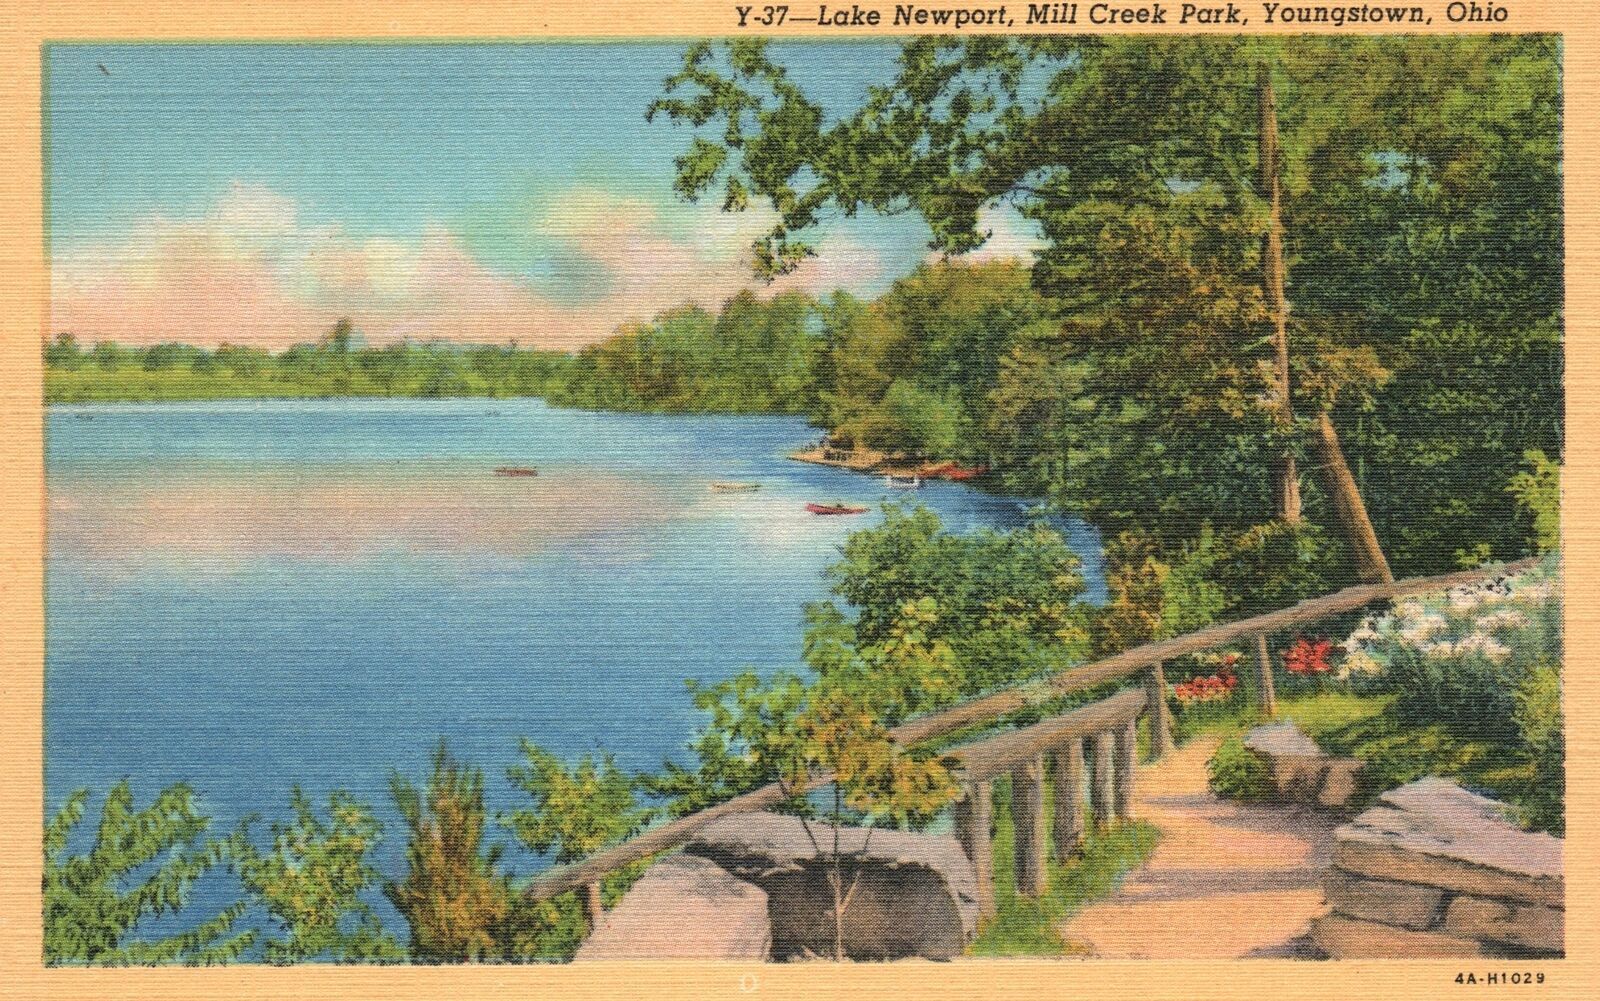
[648,35,1561,584]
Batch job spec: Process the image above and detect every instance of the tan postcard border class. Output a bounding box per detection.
[1,3,1596,998]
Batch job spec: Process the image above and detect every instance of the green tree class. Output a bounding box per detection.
[649,35,1560,586]
[501,742,646,931]
[385,744,515,963]
[43,781,254,966]
[817,504,1091,695]
[235,788,403,964]
[45,333,83,370]
[641,670,811,818]
[1507,450,1561,556]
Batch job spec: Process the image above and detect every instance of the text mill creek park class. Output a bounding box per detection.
[731,2,1515,28]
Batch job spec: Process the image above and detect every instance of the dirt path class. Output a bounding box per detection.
[1059,736,1336,959]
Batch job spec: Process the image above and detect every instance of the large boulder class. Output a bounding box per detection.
[575,853,771,961]
[1242,721,1363,809]
[1312,778,1564,958]
[685,811,980,961]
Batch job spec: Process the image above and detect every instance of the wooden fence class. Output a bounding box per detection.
[523,557,1536,909]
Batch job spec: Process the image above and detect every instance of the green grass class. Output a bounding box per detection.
[1192,691,1550,828]
[967,775,1161,957]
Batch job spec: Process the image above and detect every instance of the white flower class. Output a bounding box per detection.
[1454,632,1512,663]
[1475,609,1529,632]
[1400,615,1447,646]
[1338,650,1384,679]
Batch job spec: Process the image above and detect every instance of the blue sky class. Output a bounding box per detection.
[45,43,1037,349]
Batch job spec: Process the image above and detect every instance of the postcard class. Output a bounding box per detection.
[0,3,1591,1000]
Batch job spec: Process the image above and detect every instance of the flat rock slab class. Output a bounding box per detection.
[575,854,770,961]
[1311,913,1485,959]
[686,811,979,961]
[1334,778,1563,907]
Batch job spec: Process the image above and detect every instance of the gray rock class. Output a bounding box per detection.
[1310,913,1485,959]
[575,853,771,961]
[1444,896,1563,955]
[1244,721,1322,757]
[1323,872,1445,930]
[685,811,979,961]
[1316,758,1364,810]
[1335,779,1563,908]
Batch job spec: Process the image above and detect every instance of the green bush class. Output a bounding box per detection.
[1206,738,1272,802]
[1514,664,1564,834]
[1341,556,1561,740]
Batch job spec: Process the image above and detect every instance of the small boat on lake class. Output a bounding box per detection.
[806,502,869,516]
[710,481,761,493]
[493,466,538,477]
[885,474,923,489]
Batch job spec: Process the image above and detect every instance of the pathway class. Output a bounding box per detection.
[1059,736,1337,959]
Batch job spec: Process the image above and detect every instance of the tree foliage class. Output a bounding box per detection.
[235,788,403,964]
[385,744,520,963]
[43,781,254,966]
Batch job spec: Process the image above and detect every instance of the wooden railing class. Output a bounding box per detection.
[522,557,1536,906]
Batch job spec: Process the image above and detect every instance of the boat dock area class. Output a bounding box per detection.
[788,445,986,481]
[788,445,924,477]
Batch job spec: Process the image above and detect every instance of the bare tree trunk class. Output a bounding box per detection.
[1258,63,1392,581]
[1311,412,1394,583]
[1259,62,1302,525]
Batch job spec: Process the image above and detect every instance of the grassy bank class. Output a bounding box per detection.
[1188,691,1555,829]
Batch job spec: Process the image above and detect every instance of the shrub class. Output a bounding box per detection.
[1206,738,1272,802]
[1337,556,1561,739]
[386,744,518,962]
[1514,664,1564,834]
[44,781,254,965]
[235,788,403,964]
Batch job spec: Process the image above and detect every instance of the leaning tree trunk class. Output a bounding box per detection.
[1258,62,1302,525]
[1258,64,1392,583]
[1311,412,1394,583]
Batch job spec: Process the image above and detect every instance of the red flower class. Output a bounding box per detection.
[1173,670,1239,705]
[1283,636,1334,676]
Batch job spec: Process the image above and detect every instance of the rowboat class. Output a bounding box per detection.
[493,466,539,477]
[710,481,761,493]
[885,474,923,489]
[806,502,869,516]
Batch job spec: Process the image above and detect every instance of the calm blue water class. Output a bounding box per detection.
[44,398,1103,941]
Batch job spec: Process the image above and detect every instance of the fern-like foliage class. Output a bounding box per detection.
[235,787,404,963]
[44,781,255,965]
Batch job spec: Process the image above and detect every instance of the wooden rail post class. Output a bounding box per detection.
[1051,739,1086,860]
[584,882,604,931]
[1253,632,1278,716]
[1113,721,1137,820]
[953,780,996,919]
[1143,660,1174,760]
[1010,757,1048,898]
[1090,731,1116,829]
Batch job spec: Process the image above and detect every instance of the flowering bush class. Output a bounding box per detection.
[1173,671,1238,705]
[1336,556,1562,738]
[1283,636,1334,676]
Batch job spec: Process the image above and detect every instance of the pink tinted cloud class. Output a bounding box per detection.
[49,181,888,350]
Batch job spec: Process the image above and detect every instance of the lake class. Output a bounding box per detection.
[44,398,1103,928]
